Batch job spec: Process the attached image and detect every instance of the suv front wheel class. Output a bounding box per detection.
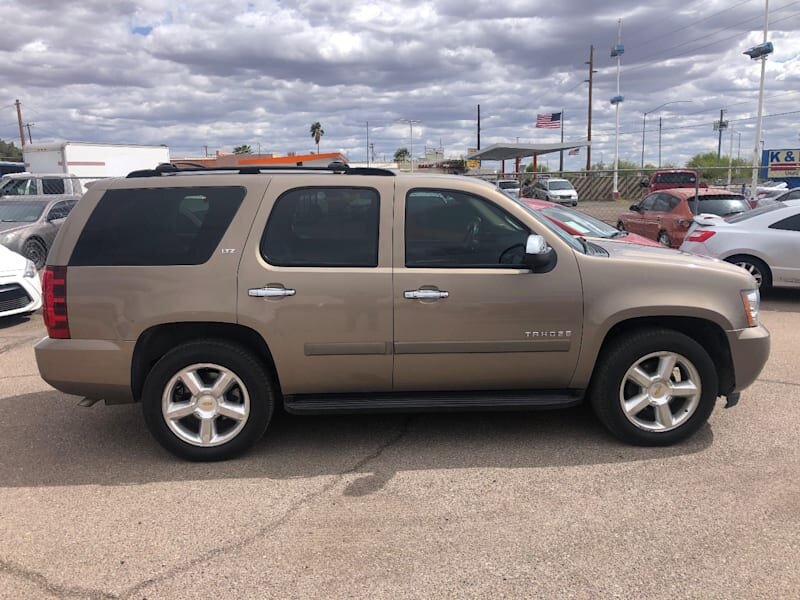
[142,340,275,461]
[590,329,718,446]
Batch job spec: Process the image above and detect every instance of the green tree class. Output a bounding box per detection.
[0,139,22,161]
[394,147,410,162]
[686,151,750,182]
[525,163,549,173]
[310,122,324,154]
[233,144,252,155]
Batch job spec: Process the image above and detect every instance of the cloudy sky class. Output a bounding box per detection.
[1,0,798,170]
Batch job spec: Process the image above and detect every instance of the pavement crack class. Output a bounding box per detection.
[0,557,118,599]
[0,335,39,355]
[757,377,800,388]
[119,415,416,599]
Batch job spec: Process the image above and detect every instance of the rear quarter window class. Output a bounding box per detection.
[69,186,245,266]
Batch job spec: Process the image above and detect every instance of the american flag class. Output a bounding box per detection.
[536,112,562,129]
[568,147,580,155]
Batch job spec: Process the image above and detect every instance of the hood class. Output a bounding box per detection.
[0,243,27,274]
[0,222,30,235]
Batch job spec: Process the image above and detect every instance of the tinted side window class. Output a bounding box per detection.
[42,178,65,194]
[70,186,245,266]
[405,189,529,268]
[639,194,658,210]
[769,213,800,232]
[261,187,379,267]
[46,201,71,220]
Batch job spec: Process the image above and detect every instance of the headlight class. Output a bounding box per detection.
[0,232,17,245]
[24,259,36,278]
[741,289,760,327]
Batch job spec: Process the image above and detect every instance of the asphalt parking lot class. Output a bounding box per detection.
[1,292,799,599]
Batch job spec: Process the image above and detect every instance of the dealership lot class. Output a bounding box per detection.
[0,293,798,599]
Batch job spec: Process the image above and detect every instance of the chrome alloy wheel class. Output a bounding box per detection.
[162,363,250,447]
[734,260,763,287]
[619,351,702,432]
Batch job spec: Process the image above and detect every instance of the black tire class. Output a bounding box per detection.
[725,255,772,291]
[23,238,47,270]
[142,339,274,461]
[589,328,718,446]
[657,230,671,247]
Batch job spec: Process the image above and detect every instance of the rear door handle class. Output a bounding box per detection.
[248,286,296,298]
[404,289,449,300]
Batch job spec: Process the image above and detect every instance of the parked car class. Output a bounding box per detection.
[0,198,79,269]
[0,244,41,318]
[0,172,84,197]
[519,198,662,247]
[679,200,800,290]
[532,177,578,206]
[618,188,751,248]
[35,163,768,460]
[493,179,520,198]
[640,169,706,195]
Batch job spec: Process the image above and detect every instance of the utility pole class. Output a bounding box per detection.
[716,109,727,158]
[25,123,33,144]
[477,104,481,150]
[585,45,595,171]
[366,121,370,167]
[559,108,565,175]
[15,99,25,147]
[610,20,624,198]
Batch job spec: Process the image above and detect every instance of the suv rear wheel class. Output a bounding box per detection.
[142,340,274,461]
[590,329,718,446]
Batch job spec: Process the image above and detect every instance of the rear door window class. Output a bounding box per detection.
[70,186,245,266]
[769,213,800,232]
[42,178,66,194]
[260,187,379,267]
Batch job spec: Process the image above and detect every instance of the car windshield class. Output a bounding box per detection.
[727,201,786,223]
[655,172,696,184]
[540,205,617,237]
[498,181,519,190]
[689,195,750,217]
[516,200,585,253]
[0,201,45,222]
[548,181,574,191]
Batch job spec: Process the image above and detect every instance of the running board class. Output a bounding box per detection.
[283,390,583,415]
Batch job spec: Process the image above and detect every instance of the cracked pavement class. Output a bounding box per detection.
[0,293,799,599]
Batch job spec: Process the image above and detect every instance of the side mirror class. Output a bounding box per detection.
[524,234,554,270]
[629,204,640,211]
[639,179,649,188]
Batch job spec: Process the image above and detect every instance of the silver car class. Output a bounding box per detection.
[0,198,78,269]
[679,199,800,290]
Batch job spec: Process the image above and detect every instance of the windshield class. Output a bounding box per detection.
[655,172,696,185]
[498,181,519,190]
[516,200,584,253]
[548,180,574,191]
[0,201,45,222]
[540,205,617,237]
[727,201,786,223]
[689,195,750,217]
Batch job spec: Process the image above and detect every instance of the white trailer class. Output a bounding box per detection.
[23,142,170,189]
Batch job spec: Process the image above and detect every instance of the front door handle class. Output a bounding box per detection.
[404,289,449,300]
[248,286,296,298]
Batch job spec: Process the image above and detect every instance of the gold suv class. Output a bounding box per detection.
[35,163,770,460]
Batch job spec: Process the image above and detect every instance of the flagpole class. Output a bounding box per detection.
[559,108,564,175]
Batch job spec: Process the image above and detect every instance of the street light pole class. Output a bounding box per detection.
[641,100,692,168]
[396,118,421,172]
[610,19,624,199]
[750,0,770,201]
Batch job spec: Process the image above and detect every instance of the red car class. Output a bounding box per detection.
[618,188,751,248]
[520,198,662,247]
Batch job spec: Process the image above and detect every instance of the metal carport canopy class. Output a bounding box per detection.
[467,141,591,161]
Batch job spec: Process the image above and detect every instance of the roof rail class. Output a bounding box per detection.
[126,161,395,178]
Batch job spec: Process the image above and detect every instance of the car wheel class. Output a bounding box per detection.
[589,328,718,446]
[572,201,577,207]
[725,255,772,290]
[23,239,47,270]
[142,340,275,461]
[657,230,671,247]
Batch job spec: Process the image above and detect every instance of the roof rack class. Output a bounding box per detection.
[126,160,395,178]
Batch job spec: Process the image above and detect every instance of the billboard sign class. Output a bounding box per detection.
[763,149,800,179]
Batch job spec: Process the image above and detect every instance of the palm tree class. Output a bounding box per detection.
[233,144,252,155]
[310,122,324,154]
[394,147,410,162]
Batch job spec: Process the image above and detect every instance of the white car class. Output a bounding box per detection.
[493,179,520,198]
[679,200,800,290]
[0,244,41,318]
[533,178,578,206]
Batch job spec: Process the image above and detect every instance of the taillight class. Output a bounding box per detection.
[686,230,716,243]
[42,266,70,339]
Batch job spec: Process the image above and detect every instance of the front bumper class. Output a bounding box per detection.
[726,324,770,393]
[34,337,136,404]
[0,272,42,317]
